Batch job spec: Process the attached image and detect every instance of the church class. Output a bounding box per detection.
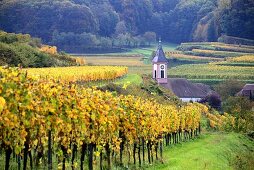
[152,41,214,102]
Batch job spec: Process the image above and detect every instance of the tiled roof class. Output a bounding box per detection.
[160,78,214,98]
[243,84,254,90]
[236,84,254,96]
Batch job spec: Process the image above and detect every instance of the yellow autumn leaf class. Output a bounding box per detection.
[0,97,6,113]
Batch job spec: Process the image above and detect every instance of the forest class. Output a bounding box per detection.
[0,0,254,52]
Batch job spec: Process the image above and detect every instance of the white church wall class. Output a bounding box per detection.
[153,64,157,79]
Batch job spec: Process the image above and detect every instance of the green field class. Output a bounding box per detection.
[76,43,178,56]
[115,73,143,85]
[147,132,254,170]
[84,55,145,66]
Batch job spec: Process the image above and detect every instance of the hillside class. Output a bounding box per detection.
[0,31,79,67]
[0,0,253,52]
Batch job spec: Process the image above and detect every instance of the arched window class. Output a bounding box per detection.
[161,70,164,78]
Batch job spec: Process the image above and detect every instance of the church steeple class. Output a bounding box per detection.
[152,39,168,63]
[158,38,162,48]
[152,40,168,84]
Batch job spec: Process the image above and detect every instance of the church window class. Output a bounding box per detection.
[161,70,164,78]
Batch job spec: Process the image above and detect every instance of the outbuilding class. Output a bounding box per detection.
[237,84,254,100]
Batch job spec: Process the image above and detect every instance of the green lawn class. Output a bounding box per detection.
[146,132,254,170]
[115,74,143,85]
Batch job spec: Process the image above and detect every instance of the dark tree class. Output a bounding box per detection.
[200,93,222,110]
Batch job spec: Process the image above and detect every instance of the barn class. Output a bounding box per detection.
[237,84,254,100]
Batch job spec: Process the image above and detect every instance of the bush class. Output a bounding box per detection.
[0,42,20,66]
[200,93,222,110]
[223,96,254,132]
[214,80,245,100]
[0,31,78,67]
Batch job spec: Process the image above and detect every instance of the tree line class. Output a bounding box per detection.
[0,0,253,52]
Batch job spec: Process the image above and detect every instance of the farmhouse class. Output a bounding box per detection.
[152,41,214,102]
[237,84,254,100]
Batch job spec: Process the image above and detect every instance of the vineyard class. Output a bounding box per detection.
[168,64,254,84]
[170,42,254,63]
[26,66,128,83]
[167,53,223,62]
[0,67,209,170]
[227,55,254,63]
[178,42,254,52]
[1,2,254,169]
[214,55,254,67]
[187,49,249,58]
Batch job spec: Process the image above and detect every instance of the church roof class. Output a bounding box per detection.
[160,78,213,98]
[152,41,168,63]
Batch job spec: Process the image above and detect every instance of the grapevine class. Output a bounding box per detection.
[0,67,206,170]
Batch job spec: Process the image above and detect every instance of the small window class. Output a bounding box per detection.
[155,70,157,78]
[161,70,164,78]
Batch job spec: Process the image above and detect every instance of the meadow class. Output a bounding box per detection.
[84,55,145,66]
[147,132,254,170]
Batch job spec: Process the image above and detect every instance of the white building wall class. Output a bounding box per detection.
[180,98,202,102]
[153,62,168,84]
[153,64,157,79]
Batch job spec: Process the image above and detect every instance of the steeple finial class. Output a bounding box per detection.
[158,37,162,48]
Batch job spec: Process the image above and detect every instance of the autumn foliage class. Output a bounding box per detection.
[26,66,128,83]
[0,67,207,169]
[40,45,57,55]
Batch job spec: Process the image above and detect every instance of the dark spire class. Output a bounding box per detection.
[152,39,168,63]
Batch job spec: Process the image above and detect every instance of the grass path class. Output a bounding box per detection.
[115,74,143,85]
[146,132,254,170]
